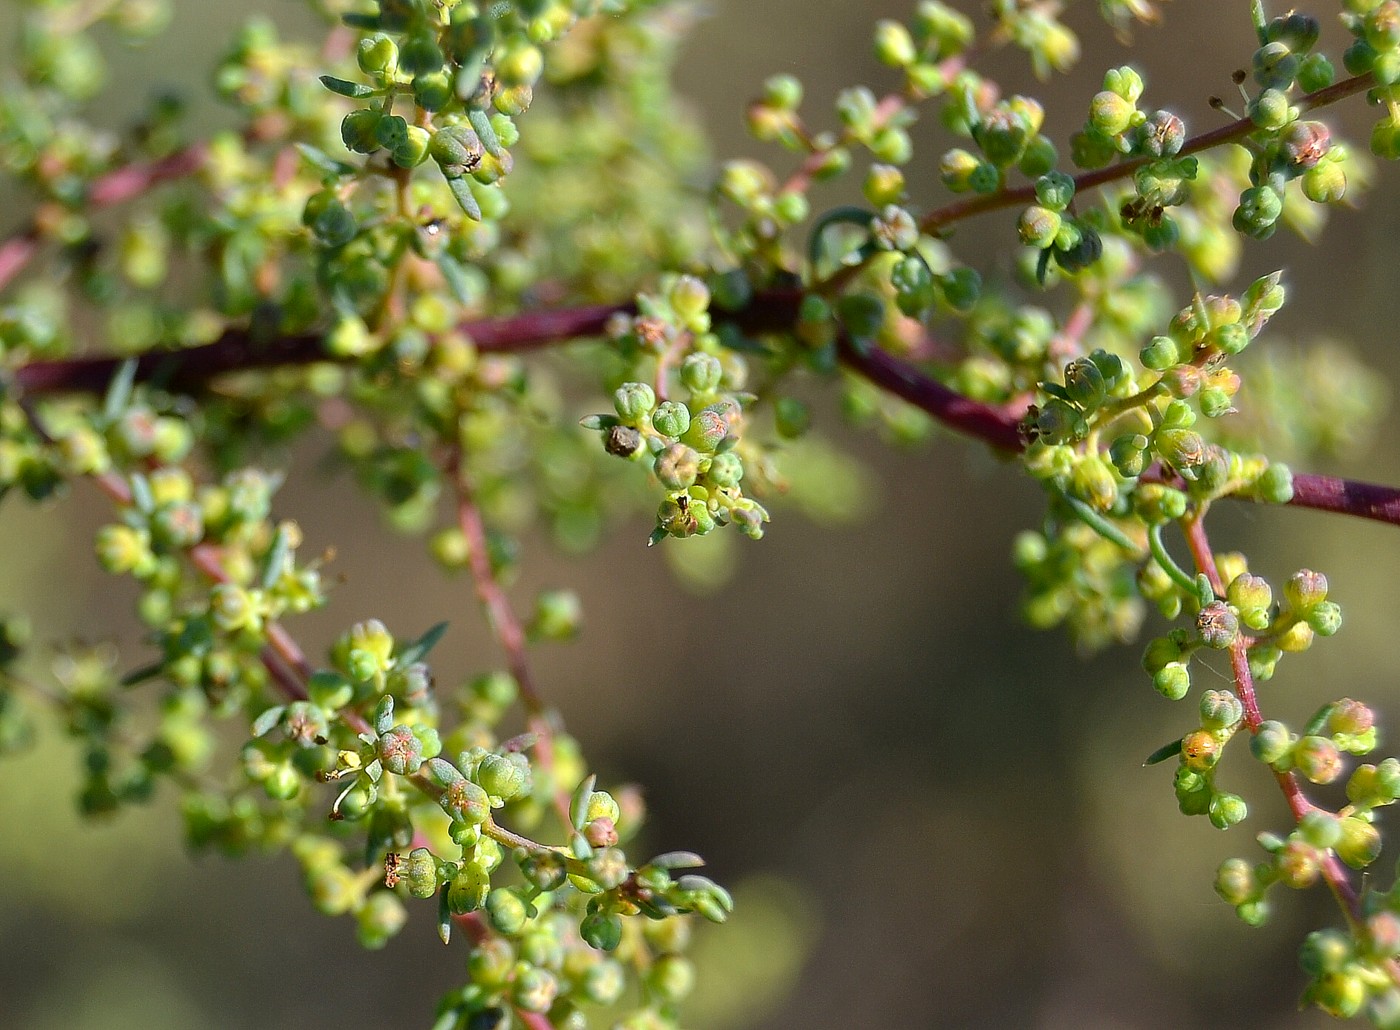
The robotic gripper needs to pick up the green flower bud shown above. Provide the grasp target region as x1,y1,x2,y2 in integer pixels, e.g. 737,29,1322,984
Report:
1254,462,1294,504
704,451,744,489
1089,91,1135,136
1134,110,1185,157
441,775,490,825
1153,663,1191,701
378,724,424,775
774,397,810,439
654,444,700,491
520,851,567,892
96,523,154,576
1155,428,1206,476
1284,569,1328,611
1139,335,1180,370
1018,135,1057,177
1181,729,1222,772
647,954,696,1004
1307,600,1342,636
512,965,559,1013
1297,52,1335,92
1200,689,1244,731
485,887,529,935
495,39,544,86
1063,358,1107,409
1249,88,1291,131
680,352,722,395
412,71,453,111
1330,698,1375,736
1017,205,1061,248
429,125,483,178
1300,929,1353,976
447,862,490,914
392,125,432,169
404,847,438,898
1214,857,1258,906
1337,816,1382,868
1276,838,1321,888
1070,454,1117,512
613,381,657,423
1299,810,1343,849
1209,792,1247,829
763,73,803,110
651,401,691,439
1302,161,1347,203
1233,185,1284,239
939,148,980,191
864,163,905,206
581,910,623,951
357,34,398,78
681,408,730,452
398,29,444,77
1253,41,1299,90
1294,735,1343,784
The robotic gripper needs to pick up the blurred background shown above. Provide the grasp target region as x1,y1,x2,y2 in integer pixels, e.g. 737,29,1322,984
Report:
3,1,1400,1028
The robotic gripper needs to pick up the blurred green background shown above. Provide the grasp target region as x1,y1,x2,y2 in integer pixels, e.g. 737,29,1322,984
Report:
3,2,1400,1028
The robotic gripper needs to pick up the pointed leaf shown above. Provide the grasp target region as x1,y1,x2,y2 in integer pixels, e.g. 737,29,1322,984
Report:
446,175,481,221
1143,738,1183,766
251,705,286,739
102,359,138,425
397,621,449,667
467,108,503,158
570,774,597,831
319,75,376,99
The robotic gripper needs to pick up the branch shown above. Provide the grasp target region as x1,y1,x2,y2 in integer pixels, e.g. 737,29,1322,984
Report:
0,142,212,294
920,71,1377,234
12,289,1400,527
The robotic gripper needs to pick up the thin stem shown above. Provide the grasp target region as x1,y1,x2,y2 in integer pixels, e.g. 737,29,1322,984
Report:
1180,512,1369,931
920,71,1377,236
1149,521,1200,595
452,461,577,831
1055,486,1142,554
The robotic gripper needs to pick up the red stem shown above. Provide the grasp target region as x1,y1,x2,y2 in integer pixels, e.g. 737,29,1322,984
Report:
1179,513,1366,926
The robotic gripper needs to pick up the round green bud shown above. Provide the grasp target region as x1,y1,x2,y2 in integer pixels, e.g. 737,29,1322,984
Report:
864,163,905,206
1214,857,1258,906
340,108,381,154
1367,3,1400,51
441,776,490,825
1181,730,1221,772
477,752,528,801
1233,185,1284,239
398,29,444,77
1199,689,1244,731
613,381,657,423
1089,90,1135,136
1153,663,1190,700
1249,88,1291,131
446,862,490,914
1331,698,1375,736
412,71,453,111
1018,135,1057,178
705,451,744,489
404,847,438,898
654,444,701,491
1063,357,1107,409
494,37,544,86
357,34,398,78
647,954,696,1003
520,851,568,892
774,397,810,439
1108,433,1148,478
581,910,623,952
669,275,711,324
467,937,515,988
392,125,432,169
651,401,691,439
1034,170,1075,211
763,73,803,110
682,408,730,452
939,266,982,311
1253,41,1299,90
1284,569,1328,611
1307,600,1343,636
1069,454,1117,512
1209,792,1248,829
1254,462,1294,504
1276,838,1321,888
512,966,559,1013
1294,735,1343,784
1139,335,1180,370
1336,816,1382,868
1298,810,1343,850
485,887,529,935
680,352,722,396
1300,928,1353,976
939,148,980,192
1017,205,1061,248
873,19,918,67
1302,161,1347,204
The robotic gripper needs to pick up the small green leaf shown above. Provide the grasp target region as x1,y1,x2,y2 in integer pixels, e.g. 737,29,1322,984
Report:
578,414,619,431
319,75,376,99
435,252,476,306
1304,702,1336,738
120,661,164,687
251,705,286,738
570,774,597,831
446,175,481,221
648,851,705,870
1143,738,1184,766
261,524,292,592
102,359,138,425
374,695,395,735
806,205,875,274
295,143,356,179
436,888,452,946
397,621,449,667
467,108,503,158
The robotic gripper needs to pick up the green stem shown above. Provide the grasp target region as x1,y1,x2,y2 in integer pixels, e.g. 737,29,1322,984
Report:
1054,486,1142,554
1148,521,1200,597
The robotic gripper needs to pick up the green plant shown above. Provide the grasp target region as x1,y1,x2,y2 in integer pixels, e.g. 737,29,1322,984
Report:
5,0,1400,1024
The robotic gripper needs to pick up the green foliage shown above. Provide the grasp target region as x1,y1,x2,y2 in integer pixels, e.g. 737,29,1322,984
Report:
3,0,1400,1026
